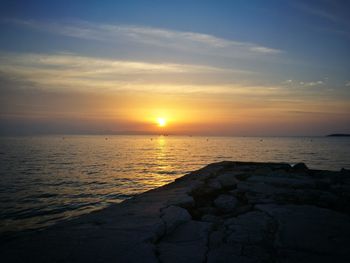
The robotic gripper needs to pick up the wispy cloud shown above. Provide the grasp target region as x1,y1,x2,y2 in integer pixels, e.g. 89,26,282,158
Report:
346,81,350,87
299,80,324,87
282,79,325,87
294,2,342,24
1,51,342,105
282,79,293,84
293,1,350,40
0,52,252,93
1,51,340,101
1,52,242,74
5,19,282,57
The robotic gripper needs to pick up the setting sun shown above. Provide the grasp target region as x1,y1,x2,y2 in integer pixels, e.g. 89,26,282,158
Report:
157,118,167,127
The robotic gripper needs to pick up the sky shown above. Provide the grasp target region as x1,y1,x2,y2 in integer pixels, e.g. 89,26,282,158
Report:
0,0,349,136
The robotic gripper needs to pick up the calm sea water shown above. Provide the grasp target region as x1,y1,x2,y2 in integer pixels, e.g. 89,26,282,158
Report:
0,135,349,233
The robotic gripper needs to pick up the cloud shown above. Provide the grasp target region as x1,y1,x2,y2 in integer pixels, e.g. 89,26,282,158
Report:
1,52,242,74
283,79,326,87
299,80,324,87
1,51,342,106
282,79,293,84
346,81,350,87
294,2,342,24
248,46,281,54
1,52,339,101
0,52,253,93
292,1,350,41
5,19,282,57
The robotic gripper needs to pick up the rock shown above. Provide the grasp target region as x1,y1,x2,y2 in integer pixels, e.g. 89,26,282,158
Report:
340,168,350,176
269,163,291,170
256,204,350,258
189,164,224,181
254,167,272,176
228,188,247,200
166,195,194,208
277,249,340,263
292,162,308,172
224,211,273,245
161,205,191,234
208,178,222,190
208,228,225,248
216,173,239,188
2,161,350,263
318,191,338,207
245,192,275,204
201,214,222,224
191,183,220,197
269,169,290,178
237,181,288,197
214,195,238,213
233,204,254,215
246,175,315,189
197,206,217,215
185,181,204,194
207,244,256,263
242,245,273,262
234,173,251,181
157,220,211,263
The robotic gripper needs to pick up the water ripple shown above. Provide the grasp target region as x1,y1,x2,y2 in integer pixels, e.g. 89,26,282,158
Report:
0,135,349,233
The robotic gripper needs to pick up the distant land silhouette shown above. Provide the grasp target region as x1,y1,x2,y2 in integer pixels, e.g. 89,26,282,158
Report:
327,134,350,137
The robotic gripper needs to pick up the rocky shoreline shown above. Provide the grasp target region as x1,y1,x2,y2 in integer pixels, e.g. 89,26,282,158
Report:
1,161,350,262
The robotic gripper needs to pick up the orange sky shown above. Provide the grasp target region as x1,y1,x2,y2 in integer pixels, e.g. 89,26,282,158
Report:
1,2,350,136
2,77,349,135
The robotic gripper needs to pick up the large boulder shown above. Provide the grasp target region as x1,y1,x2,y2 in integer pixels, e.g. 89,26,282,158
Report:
224,211,273,245
256,204,350,260
292,162,308,172
161,206,191,234
166,194,194,208
214,195,238,213
157,220,211,263
216,173,239,188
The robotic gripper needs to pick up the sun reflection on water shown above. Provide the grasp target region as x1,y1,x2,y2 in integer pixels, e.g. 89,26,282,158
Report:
0,135,349,233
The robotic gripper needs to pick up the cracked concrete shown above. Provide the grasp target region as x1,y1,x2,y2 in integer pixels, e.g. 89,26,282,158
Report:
1,161,350,262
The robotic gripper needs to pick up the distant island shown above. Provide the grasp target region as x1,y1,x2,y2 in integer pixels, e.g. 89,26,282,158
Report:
327,134,350,137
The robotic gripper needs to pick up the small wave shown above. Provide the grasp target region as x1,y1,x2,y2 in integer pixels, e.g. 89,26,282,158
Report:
69,193,94,198
29,193,58,199
156,170,179,175
215,156,232,159
105,193,132,200
54,162,75,165
85,181,108,186
7,202,101,220
47,181,81,187
85,171,100,175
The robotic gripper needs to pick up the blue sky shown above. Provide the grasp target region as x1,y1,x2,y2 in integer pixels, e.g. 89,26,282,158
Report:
0,0,349,135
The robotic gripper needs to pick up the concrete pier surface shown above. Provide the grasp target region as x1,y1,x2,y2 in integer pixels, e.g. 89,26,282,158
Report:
1,161,350,263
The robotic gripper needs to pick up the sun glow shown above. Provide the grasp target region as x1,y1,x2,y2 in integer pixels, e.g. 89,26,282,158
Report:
157,118,167,127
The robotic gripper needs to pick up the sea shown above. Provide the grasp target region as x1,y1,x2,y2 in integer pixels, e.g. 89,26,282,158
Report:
0,135,349,234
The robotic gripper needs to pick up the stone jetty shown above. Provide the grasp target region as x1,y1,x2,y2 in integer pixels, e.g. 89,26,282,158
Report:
1,161,350,263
